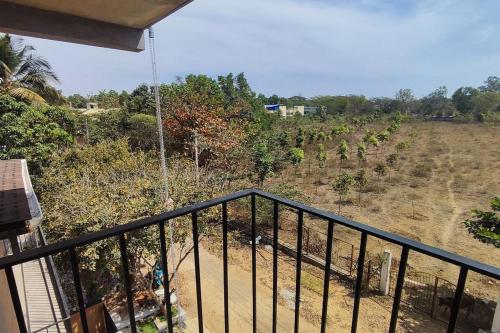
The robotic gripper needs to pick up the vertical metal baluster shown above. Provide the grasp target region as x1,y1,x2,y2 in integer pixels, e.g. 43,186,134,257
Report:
5,266,28,333
447,267,468,333
159,221,174,332
272,201,279,333
119,234,137,333
222,202,230,333
388,246,409,333
351,232,367,333
251,194,257,333
69,248,89,333
192,211,204,333
320,219,335,333
294,210,304,333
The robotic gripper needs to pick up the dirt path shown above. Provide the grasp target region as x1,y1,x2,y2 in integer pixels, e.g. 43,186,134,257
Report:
177,243,319,333
440,148,461,246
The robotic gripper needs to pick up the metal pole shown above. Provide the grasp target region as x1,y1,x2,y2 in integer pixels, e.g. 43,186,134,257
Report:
148,27,169,203
148,27,183,331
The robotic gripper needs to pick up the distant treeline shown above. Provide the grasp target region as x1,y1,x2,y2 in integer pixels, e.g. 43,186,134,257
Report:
68,75,500,121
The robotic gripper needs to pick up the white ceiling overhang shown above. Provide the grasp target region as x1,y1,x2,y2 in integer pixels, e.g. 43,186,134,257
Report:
0,0,193,52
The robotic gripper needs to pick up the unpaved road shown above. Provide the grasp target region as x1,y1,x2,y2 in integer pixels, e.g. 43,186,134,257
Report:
177,243,319,333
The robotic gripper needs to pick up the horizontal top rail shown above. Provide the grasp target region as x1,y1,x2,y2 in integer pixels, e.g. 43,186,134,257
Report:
1,188,499,280
0,189,253,269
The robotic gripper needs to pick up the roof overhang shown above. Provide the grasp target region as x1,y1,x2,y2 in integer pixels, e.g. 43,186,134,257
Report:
0,0,193,52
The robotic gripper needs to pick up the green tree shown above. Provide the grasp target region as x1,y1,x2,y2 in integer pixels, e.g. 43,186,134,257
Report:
419,86,455,117
452,87,479,114
316,143,327,169
464,197,500,247
308,129,318,144
295,127,305,147
395,88,415,115
356,142,366,166
0,34,60,103
67,94,88,108
127,84,155,114
128,113,157,150
39,140,217,299
396,140,410,153
252,141,275,187
354,169,368,205
289,147,305,172
337,139,349,170
377,130,390,144
332,173,354,214
386,153,398,179
479,76,500,93
374,162,387,181
0,95,75,175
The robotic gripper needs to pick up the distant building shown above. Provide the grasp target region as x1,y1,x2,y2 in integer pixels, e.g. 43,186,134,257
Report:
304,106,319,115
86,102,98,110
264,105,305,117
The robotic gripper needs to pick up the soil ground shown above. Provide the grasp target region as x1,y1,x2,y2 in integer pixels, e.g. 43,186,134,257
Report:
175,238,451,333
172,121,499,333
271,122,500,298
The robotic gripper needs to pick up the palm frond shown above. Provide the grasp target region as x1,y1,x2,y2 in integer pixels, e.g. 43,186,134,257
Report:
8,86,46,104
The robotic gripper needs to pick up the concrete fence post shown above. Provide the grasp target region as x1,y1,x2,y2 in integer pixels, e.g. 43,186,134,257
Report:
492,295,500,333
379,250,392,296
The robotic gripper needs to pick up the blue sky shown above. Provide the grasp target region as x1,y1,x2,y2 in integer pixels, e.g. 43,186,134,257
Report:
16,0,500,98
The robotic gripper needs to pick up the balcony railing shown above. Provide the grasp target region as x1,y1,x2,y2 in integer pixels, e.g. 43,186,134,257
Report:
0,189,499,333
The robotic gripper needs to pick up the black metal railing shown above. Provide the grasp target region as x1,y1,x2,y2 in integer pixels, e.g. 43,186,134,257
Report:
0,189,499,333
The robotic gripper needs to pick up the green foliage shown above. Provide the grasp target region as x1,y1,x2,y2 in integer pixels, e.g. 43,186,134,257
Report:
337,139,349,162
464,197,500,247
479,76,500,93
354,169,368,188
356,142,366,163
39,139,220,281
386,153,398,169
289,147,305,166
316,144,327,168
1,34,60,104
295,127,305,147
395,89,415,114
354,169,368,204
308,129,318,143
128,113,157,150
368,134,379,147
89,90,122,109
67,94,87,108
317,131,327,141
127,84,155,114
0,95,75,175
332,172,354,213
452,87,479,114
374,162,387,178
84,109,129,144
396,140,410,152
377,130,390,143
252,141,275,186
276,131,291,148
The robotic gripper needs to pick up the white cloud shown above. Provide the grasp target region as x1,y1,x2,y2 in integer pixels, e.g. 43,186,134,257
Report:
18,0,500,97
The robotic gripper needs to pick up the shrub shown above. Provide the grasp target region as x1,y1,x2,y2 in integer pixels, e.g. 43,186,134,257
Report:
411,163,432,179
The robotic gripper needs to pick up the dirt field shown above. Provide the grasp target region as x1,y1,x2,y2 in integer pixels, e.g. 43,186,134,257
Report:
176,238,452,333
172,121,499,333
272,121,499,298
